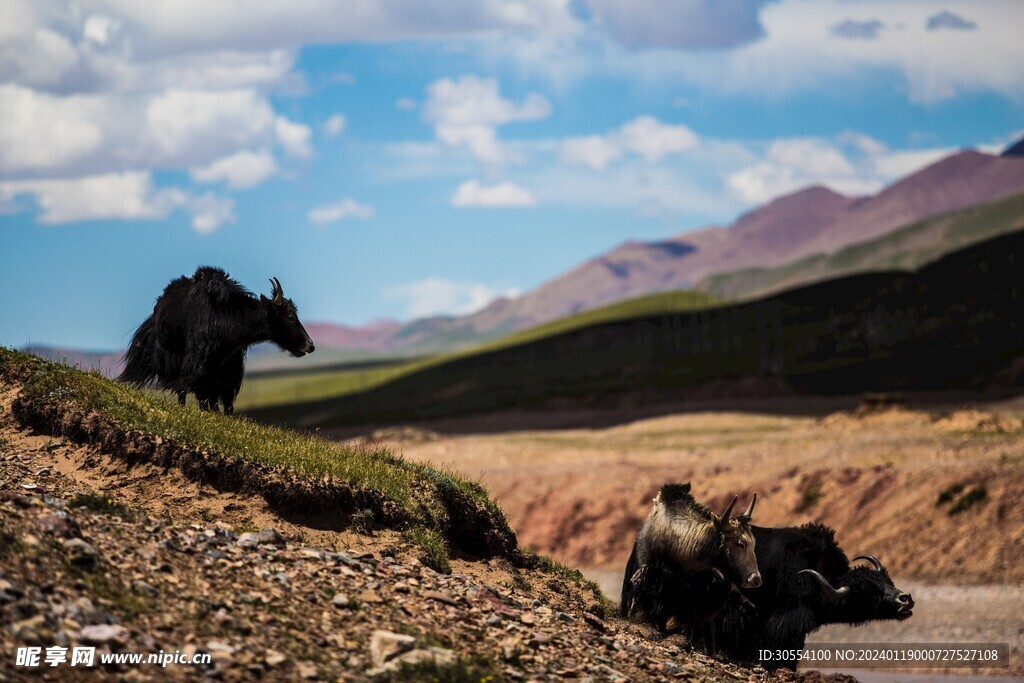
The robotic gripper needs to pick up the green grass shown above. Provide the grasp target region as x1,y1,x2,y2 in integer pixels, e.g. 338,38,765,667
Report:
403,527,452,574
237,290,723,410
698,189,1024,300
0,348,510,552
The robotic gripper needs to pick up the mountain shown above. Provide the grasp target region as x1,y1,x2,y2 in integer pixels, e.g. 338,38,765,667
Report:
412,149,1024,344
1003,135,1024,157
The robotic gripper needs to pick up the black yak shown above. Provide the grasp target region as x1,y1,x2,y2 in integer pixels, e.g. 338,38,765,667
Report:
119,267,315,414
621,483,761,645
710,523,913,671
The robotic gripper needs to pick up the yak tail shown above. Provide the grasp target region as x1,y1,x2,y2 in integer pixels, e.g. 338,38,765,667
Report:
119,315,157,387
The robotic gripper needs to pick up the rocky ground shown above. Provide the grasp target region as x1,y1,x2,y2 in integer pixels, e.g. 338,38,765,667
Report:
0,386,860,682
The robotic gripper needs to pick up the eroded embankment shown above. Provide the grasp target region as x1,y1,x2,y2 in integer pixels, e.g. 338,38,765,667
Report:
0,349,517,562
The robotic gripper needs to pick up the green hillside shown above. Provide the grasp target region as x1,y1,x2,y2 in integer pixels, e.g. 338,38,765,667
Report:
0,347,516,560
697,189,1024,300
244,230,1024,430
236,289,722,409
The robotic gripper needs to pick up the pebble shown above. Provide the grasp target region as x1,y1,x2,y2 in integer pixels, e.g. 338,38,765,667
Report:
79,624,129,645
369,630,416,667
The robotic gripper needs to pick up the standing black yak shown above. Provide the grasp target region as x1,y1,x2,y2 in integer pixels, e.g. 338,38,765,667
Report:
621,483,761,646
709,523,913,671
119,267,315,414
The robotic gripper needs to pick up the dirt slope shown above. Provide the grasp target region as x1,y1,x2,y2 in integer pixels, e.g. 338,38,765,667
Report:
0,375,859,682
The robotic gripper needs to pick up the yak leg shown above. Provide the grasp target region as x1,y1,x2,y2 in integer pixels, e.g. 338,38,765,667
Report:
218,352,245,417
177,390,187,406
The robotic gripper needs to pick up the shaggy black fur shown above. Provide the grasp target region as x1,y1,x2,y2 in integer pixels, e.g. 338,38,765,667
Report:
710,523,914,671
120,267,314,414
621,483,759,650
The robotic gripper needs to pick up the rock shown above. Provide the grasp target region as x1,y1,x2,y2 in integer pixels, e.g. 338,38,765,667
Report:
519,611,535,625
131,580,158,596
331,593,351,608
583,612,607,632
369,630,416,667
237,527,285,547
264,649,287,667
358,588,383,604
376,647,455,673
423,590,458,606
34,513,80,538
11,615,47,643
296,661,318,679
62,538,99,567
79,624,129,645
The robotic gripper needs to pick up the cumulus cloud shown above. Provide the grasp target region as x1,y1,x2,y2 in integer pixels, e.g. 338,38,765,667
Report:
451,180,536,207
395,97,417,110
308,198,376,225
189,193,237,234
190,149,277,189
383,277,521,318
559,116,699,170
323,114,347,137
423,75,551,163
726,133,952,204
585,0,770,49
274,116,313,158
830,19,884,40
926,11,977,31
0,170,235,233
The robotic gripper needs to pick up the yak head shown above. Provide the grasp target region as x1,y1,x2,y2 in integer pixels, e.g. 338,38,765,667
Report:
799,555,913,625
716,494,762,590
261,277,316,357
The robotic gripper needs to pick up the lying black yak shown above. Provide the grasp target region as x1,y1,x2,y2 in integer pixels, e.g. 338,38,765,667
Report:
710,523,913,671
621,483,760,646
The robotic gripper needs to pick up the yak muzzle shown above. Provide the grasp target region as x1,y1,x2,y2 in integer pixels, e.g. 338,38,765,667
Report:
896,592,914,619
743,573,763,589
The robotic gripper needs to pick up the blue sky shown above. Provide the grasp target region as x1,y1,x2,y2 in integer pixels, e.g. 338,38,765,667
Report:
2,0,1023,350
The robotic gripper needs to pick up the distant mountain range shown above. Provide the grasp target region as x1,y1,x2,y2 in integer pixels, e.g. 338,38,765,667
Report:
26,138,1024,370
309,141,1024,355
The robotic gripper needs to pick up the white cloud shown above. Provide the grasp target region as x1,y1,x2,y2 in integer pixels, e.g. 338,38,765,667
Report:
0,171,185,224
308,198,375,225
0,170,239,233
726,133,953,204
189,192,236,234
190,149,277,189
423,75,551,163
274,116,313,158
0,85,104,174
618,116,700,162
383,277,521,318
396,97,418,110
559,135,622,170
451,180,536,207
559,116,699,170
323,114,347,137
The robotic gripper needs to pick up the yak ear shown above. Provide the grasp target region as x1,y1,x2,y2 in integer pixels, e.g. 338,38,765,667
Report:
260,293,270,304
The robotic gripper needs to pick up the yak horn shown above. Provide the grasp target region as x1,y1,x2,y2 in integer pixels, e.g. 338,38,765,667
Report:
738,493,757,521
799,569,850,599
269,277,283,302
719,495,738,523
852,555,884,572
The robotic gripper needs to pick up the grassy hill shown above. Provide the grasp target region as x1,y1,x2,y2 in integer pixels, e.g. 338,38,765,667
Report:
245,229,1024,430
0,348,516,561
697,188,1024,300
236,289,722,410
